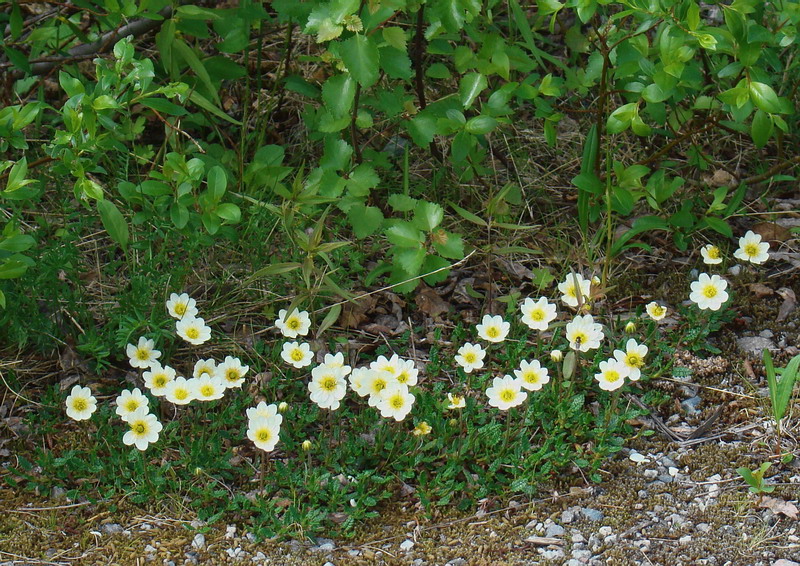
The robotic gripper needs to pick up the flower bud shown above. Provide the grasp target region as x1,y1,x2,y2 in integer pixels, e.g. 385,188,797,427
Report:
550,349,563,363
278,401,289,413
625,321,636,333
301,440,312,452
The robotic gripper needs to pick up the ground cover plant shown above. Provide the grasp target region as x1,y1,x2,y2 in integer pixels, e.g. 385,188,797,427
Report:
1,0,799,548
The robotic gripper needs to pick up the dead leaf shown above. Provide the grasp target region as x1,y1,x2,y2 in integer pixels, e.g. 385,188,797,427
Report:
416,285,450,318
703,169,736,187
341,294,378,329
524,536,564,546
759,495,798,519
776,287,797,323
749,283,774,298
753,222,793,244
494,256,534,281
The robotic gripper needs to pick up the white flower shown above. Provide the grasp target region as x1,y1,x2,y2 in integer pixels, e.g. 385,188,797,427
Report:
514,359,550,391
65,385,97,421
565,314,604,352
193,375,225,401
376,384,415,421
322,352,352,376
348,367,373,398
280,341,313,368
365,370,395,407
520,297,557,331
476,314,510,343
143,363,176,397
166,292,198,320
193,358,217,379
126,336,161,369
115,388,149,421
370,354,401,376
393,358,418,386
594,358,630,391
645,301,667,321
613,339,648,381
447,393,466,409
175,317,212,345
217,356,249,389
733,230,770,265
558,272,592,308
700,244,722,265
413,422,432,436
689,273,729,311
165,376,195,405
247,416,281,452
275,308,311,338
122,408,163,451
308,365,348,410
246,402,283,426
486,375,527,410
454,342,486,374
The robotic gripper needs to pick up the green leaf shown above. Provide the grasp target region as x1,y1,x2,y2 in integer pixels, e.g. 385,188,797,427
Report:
97,200,129,248
386,222,423,247
432,231,464,259
448,201,487,227
92,95,119,110
702,216,733,238
382,27,407,50
0,234,34,253
249,262,302,281
459,72,487,109
322,74,357,117
388,194,417,212
207,166,227,202
750,109,773,148
317,303,342,335
572,172,603,195
139,97,189,116
188,91,242,125
748,82,783,114
0,289,5,309
0,260,29,279
413,201,444,232
395,247,426,275
348,204,384,239
340,34,380,87
172,38,220,104
215,203,241,223
464,115,498,135
177,5,223,20
170,203,190,228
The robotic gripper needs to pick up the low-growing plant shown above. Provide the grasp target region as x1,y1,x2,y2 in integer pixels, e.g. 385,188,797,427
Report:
736,461,776,495
762,349,800,454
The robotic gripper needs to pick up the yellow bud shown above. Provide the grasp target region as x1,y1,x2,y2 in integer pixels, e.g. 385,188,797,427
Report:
625,321,636,333
301,440,312,452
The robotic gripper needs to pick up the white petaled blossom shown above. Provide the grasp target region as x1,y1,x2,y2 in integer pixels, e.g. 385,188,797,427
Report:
614,339,648,381
348,367,373,398
115,388,149,421
165,376,195,405
275,308,311,338
700,244,723,265
413,422,432,436
126,336,161,369
247,416,281,452
175,317,212,346
565,314,604,352
520,297,558,331
65,385,97,421
322,352,352,376
122,407,163,451
376,384,416,421
447,393,466,410
143,363,176,397
645,301,667,322
394,357,419,386
365,370,395,407
486,375,527,410
595,358,631,392
476,314,510,343
280,341,313,368
733,230,770,265
514,359,550,391
370,354,401,376
557,272,592,308
689,273,729,311
308,366,348,411
193,375,225,402
217,356,249,389
166,292,198,320
193,358,217,379
246,402,282,426
455,342,486,374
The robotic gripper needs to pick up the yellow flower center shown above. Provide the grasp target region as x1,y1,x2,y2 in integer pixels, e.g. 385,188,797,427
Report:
73,398,87,411
626,353,643,368
707,246,720,259
572,331,588,345
287,318,300,330
257,429,272,443
651,306,664,317
396,371,409,384
136,349,150,361
133,422,146,435
175,388,188,400
390,395,405,409
125,400,139,411
372,379,387,392
523,371,539,384
499,389,516,402
744,243,758,257
321,376,337,391
605,370,621,382
486,327,500,338
703,285,718,298
186,327,200,340
175,303,187,315
200,385,214,397
531,310,544,321
567,286,576,298
463,352,476,363
226,369,239,382
153,375,167,388
290,349,304,362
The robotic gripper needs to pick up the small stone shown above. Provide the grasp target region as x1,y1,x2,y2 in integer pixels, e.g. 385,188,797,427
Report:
348,550,360,557
144,545,157,554
661,456,678,468
679,535,692,545
245,532,257,543
643,469,658,479
545,524,565,538
573,549,592,560
184,551,199,565
696,523,711,533
101,523,124,535
542,549,565,560
736,336,776,356
51,486,67,499
728,265,742,276
604,534,618,545
322,562,335,566
400,540,415,551
315,543,335,552
681,396,702,414
561,509,576,524
598,526,613,537
225,525,237,539
192,534,205,550
773,560,800,566
445,559,466,566
253,552,266,561
572,533,586,543
581,508,604,522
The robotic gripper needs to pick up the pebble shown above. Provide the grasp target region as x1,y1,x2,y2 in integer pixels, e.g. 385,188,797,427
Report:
598,526,613,537
445,559,466,566
562,508,577,523
192,534,206,550
225,525,237,539
100,523,124,535
736,336,776,356
541,549,565,560
696,523,711,532
144,544,157,554
400,540,415,551
581,508,604,522
679,535,693,544
681,396,702,414
545,524,565,537
253,552,266,562
773,560,800,566
322,562,335,566
348,549,360,557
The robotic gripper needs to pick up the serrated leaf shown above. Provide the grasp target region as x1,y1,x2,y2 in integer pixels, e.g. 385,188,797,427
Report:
322,74,357,117
413,201,444,232
432,230,464,259
386,222,423,247
348,204,384,238
382,27,407,50
395,247,426,275
388,194,417,212
340,34,380,87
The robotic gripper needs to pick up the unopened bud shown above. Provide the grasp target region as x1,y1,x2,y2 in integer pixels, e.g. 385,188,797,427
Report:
625,321,636,333
278,401,289,413
301,440,312,452
550,349,563,363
